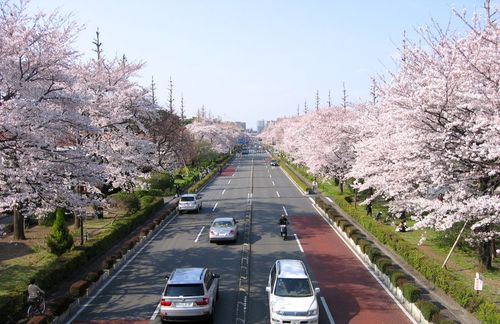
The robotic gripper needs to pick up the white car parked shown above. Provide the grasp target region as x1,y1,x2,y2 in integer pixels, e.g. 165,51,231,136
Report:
266,259,320,324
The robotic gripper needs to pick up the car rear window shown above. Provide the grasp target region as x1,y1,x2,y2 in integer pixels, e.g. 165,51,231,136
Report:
165,284,204,297
180,196,195,202
213,221,233,228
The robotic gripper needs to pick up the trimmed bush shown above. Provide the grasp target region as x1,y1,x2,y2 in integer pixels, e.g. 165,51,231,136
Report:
101,256,117,269
46,208,74,256
365,245,382,262
402,283,421,302
47,296,74,316
358,239,371,252
374,256,392,273
140,228,150,236
416,300,440,321
109,192,140,213
85,271,100,282
27,315,50,324
390,270,407,287
69,280,91,298
139,195,155,207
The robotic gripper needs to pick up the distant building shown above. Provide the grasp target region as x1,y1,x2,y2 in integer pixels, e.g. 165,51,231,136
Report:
235,121,246,130
257,120,266,132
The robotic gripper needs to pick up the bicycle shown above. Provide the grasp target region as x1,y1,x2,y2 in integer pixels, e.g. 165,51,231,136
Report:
27,294,46,318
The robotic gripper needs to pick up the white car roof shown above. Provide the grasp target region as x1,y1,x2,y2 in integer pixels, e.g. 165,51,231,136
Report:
170,267,205,284
277,259,308,279
180,194,197,198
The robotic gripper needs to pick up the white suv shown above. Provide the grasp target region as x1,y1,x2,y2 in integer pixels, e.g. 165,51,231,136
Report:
177,194,202,213
266,259,320,324
160,267,219,322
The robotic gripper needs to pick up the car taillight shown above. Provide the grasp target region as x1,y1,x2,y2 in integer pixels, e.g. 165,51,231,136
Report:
161,298,172,306
196,298,209,305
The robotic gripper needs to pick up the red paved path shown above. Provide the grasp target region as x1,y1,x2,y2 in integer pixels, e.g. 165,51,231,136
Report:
292,215,411,324
220,166,236,176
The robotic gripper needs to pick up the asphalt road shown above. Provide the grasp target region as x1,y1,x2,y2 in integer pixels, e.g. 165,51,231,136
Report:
70,152,413,324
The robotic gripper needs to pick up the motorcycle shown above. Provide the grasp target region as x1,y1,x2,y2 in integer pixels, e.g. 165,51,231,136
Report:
280,224,288,240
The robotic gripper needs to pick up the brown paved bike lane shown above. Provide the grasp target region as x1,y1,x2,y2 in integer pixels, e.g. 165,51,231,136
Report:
292,215,412,324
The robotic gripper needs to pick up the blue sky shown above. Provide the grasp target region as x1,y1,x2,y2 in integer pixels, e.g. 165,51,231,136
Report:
30,0,485,129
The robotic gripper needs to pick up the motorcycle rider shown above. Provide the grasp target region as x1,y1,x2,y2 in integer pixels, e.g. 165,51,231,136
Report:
278,214,289,239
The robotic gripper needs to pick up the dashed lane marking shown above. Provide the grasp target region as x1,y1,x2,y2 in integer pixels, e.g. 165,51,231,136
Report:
294,234,304,253
195,226,205,242
222,189,226,195
276,191,280,197
282,206,288,216
320,296,336,324
212,202,218,212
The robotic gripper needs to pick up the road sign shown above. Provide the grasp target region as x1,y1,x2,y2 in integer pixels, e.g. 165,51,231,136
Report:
474,272,483,291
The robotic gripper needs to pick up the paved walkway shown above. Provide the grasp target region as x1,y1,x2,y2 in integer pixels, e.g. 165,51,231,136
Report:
282,161,479,324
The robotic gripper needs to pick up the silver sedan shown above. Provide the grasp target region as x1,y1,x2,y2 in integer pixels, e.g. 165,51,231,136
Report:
209,217,238,243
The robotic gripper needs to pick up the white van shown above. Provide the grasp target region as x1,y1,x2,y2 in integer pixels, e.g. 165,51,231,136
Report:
266,259,320,324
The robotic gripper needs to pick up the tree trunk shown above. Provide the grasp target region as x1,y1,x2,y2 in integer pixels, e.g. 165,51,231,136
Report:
13,205,26,240
75,216,82,229
339,181,344,193
478,240,493,272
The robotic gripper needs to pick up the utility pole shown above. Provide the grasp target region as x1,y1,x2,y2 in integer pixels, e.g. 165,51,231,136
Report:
180,93,185,120
92,28,103,62
370,78,378,105
315,90,320,111
168,76,174,114
342,82,348,110
151,76,157,106
304,100,308,114
328,89,332,108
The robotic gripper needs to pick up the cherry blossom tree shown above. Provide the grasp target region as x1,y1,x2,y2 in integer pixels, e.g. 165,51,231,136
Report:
187,119,243,154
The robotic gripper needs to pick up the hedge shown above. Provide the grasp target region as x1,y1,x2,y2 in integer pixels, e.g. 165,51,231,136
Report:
69,280,91,298
390,270,408,287
416,300,440,321
402,283,421,302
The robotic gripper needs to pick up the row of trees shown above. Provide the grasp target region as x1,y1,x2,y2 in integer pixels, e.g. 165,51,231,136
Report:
0,1,243,238
260,3,499,270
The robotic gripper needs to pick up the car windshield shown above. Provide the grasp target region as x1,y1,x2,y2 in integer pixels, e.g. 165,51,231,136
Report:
213,221,233,228
274,278,312,297
180,196,195,202
165,284,204,297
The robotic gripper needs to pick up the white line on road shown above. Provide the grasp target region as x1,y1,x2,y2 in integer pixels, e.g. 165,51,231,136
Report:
294,234,304,253
195,226,205,242
282,206,288,216
228,180,231,185
212,202,218,212
276,191,280,197
69,214,179,323
326,197,333,203
272,181,275,186
151,302,161,320
320,297,336,324
269,174,272,178
222,189,226,195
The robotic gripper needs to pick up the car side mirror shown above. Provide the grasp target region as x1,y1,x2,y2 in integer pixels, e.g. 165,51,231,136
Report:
265,286,271,293
314,287,320,294
212,273,220,278
165,273,170,279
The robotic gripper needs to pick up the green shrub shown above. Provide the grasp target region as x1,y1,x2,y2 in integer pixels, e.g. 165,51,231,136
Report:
402,283,421,302
109,192,140,213
47,296,74,316
476,300,500,324
85,271,100,282
69,280,91,298
139,195,155,207
358,239,371,252
374,256,392,273
416,300,440,321
365,246,381,262
390,271,407,287
46,208,73,256
101,256,116,269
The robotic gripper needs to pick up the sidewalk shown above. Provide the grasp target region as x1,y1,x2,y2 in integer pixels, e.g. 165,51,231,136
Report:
281,162,479,324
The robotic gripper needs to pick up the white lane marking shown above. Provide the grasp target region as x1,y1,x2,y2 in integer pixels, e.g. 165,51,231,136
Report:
320,297,336,324
326,197,333,203
222,189,226,195
272,181,275,186
151,302,161,320
276,191,280,198
212,202,218,212
282,206,288,216
310,203,417,323
70,213,179,323
195,226,205,242
269,174,272,178
309,197,315,204
228,180,231,185
294,234,304,253
232,173,235,177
